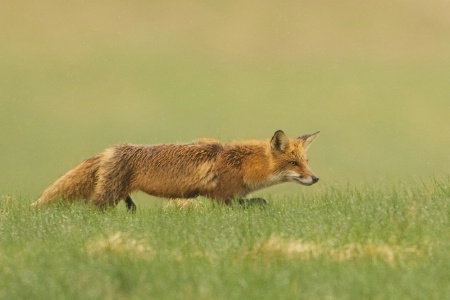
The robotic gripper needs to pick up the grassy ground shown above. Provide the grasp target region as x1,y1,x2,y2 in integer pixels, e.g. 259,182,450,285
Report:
1,178,448,299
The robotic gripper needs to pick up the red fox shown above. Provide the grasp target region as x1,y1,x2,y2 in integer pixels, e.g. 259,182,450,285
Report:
32,130,319,211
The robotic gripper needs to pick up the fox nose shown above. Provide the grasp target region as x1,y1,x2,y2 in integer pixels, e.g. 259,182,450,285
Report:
311,176,319,184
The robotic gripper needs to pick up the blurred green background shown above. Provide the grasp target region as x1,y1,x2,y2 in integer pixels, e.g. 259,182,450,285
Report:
1,1,449,199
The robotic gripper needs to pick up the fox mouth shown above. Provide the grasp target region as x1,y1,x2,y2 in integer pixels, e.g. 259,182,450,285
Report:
292,176,319,186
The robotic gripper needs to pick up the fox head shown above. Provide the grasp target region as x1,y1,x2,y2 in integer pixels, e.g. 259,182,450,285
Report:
270,130,320,186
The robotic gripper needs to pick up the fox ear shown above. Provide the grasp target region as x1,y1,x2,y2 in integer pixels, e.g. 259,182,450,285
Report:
298,131,320,149
271,130,289,153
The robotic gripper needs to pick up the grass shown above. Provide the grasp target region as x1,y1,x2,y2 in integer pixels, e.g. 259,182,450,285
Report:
1,178,448,299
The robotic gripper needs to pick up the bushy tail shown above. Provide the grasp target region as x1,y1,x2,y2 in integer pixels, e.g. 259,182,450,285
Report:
31,154,101,207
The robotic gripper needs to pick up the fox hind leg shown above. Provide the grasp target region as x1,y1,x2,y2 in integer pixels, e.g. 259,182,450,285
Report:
92,193,136,212
92,150,134,210
91,180,131,210
92,184,131,210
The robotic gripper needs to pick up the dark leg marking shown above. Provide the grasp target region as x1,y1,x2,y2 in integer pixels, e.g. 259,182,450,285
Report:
125,195,137,213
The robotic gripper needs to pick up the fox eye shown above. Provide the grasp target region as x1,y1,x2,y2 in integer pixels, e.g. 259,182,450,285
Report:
289,161,298,166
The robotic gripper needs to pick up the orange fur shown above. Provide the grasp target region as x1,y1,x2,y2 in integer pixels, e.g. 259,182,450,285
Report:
32,130,319,210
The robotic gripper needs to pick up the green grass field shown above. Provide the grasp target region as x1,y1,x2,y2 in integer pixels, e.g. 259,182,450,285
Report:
1,178,449,299
1,1,449,299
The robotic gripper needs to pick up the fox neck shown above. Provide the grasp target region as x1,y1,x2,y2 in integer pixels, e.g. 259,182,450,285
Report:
236,142,281,193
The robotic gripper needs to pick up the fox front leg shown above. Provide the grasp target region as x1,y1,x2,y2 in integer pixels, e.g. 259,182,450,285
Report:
238,198,267,207
125,195,136,213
